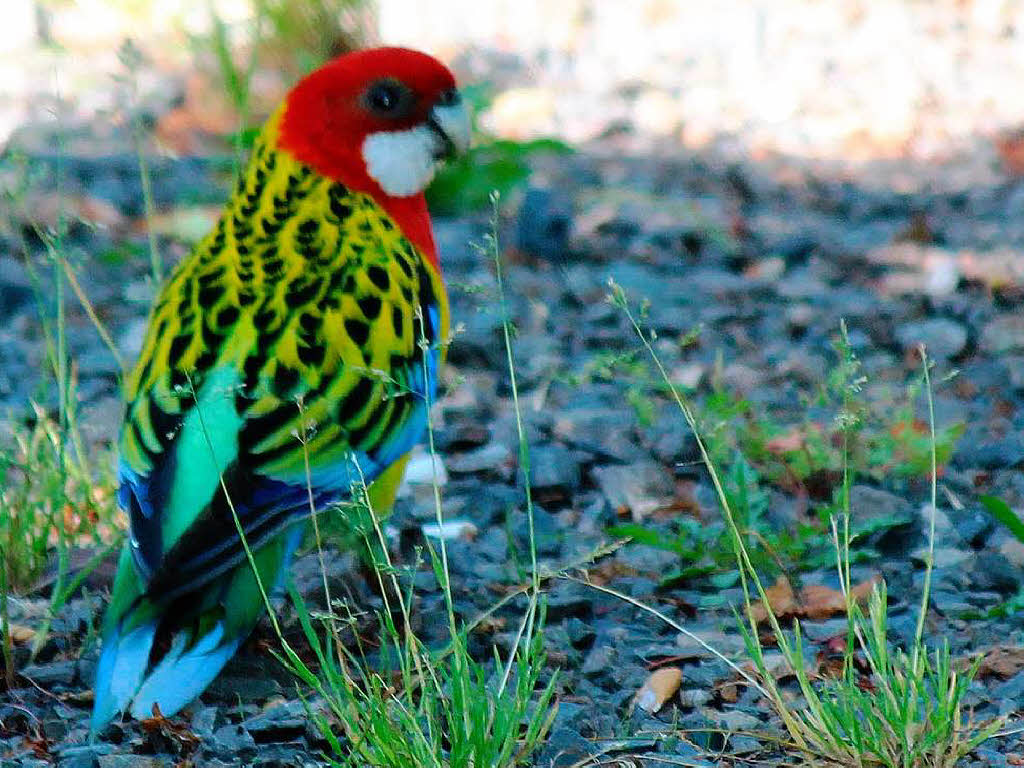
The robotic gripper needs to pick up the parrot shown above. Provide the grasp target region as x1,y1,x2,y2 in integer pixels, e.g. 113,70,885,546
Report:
91,46,470,731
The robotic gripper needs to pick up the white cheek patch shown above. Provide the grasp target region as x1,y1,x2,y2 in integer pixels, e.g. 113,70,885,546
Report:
362,126,440,197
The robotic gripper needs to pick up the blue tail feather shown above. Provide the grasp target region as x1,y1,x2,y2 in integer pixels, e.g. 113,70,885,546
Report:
91,620,157,733
129,622,241,719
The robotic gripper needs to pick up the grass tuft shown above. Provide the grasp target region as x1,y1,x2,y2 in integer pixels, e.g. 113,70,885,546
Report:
609,283,1001,767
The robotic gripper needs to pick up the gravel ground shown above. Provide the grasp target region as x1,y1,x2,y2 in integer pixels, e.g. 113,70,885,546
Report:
2,11,1024,762
2,131,1024,766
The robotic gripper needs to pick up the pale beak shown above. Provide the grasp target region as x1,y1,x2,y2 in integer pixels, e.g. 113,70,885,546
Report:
427,95,471,160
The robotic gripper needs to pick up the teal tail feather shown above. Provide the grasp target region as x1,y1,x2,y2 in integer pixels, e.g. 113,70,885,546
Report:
90,525,303,732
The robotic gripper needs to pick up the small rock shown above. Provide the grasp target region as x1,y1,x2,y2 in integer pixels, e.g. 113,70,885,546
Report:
592,461,674,521
776,270,829,300
706,707,761,731
546,581,594,621
209,723,257,762
643,409,699,466
243,701,307,743
566,618,596,649
720,362,762,394
930,589,974,616
965,438,1024,470
190,706,218,738
972,552,1023,595
980,314,1024,354
446,442,514,478
669,362,705,390
20,660,77,688
0,256,33,320
785,303,816,334
517,187,572,261
58,743,114,768
402,449,448,487
895,318,968,360
616,544,680,574
420,519,478,541
204,673,282,704
97,756,172,768
678,688,712,708
538,726,598,767
553,408,645,462
911,546,970,569
849,485,916,551
999,535,1024,569
581,645,616,678
526,444,580,505
118,316,149,358
676,629,746,657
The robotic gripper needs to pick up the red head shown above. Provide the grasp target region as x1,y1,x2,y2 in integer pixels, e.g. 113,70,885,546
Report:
278,47,469,263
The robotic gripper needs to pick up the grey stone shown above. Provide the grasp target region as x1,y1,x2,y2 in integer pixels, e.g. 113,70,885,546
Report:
97,756,172,768
0,256,34,320
204,673,282,704
566,618,596,649
552,407,646,462
966,438,1024,470
895,317,968,360
58,743,114,768
581,645,616,678
545,581,594,621
517,187,572,261
849,485,917,551
706,707,762,731
446,442,514,478
21,660,78,688
930,589,974,616
190,705,218,738
243,701,306,742
209,723,257,762
981,314,1024,354
616,543,680,574
972,551,1024,595
678,688,712,708
538,726,599,768
1006,355,1024,393
526,444,580,502
592,461,674,520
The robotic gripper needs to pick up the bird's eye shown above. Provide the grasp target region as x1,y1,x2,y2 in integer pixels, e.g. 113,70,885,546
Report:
437,88,461,107
365,81,407,115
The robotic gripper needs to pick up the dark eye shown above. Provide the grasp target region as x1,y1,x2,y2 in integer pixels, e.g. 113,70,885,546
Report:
437,88,461,107
366,81,407,115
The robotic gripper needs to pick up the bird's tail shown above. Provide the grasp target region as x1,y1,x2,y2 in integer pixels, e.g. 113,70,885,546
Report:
91,525,303,733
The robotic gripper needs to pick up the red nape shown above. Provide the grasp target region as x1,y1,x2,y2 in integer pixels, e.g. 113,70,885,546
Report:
276,47,457,269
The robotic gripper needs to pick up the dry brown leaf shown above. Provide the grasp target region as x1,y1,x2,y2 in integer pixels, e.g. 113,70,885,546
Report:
8,624,35,644
850,575,881,604
976,647,1024,681
15,192,127,234
996,129,1024,176
766,429,806,454
799,584,848,620
749,576,798,623
716,680,740,703
634,667,682,713
140,702,201,753
751,576,879,624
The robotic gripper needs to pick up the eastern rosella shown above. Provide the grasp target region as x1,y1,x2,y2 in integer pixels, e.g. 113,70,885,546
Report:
91,47,469,729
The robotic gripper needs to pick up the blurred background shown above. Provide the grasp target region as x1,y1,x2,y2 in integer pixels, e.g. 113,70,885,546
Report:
4,0,1024,165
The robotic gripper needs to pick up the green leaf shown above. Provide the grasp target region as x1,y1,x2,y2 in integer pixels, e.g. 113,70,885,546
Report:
608,523,693,557
659,563,717,588
981,495,1024,544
